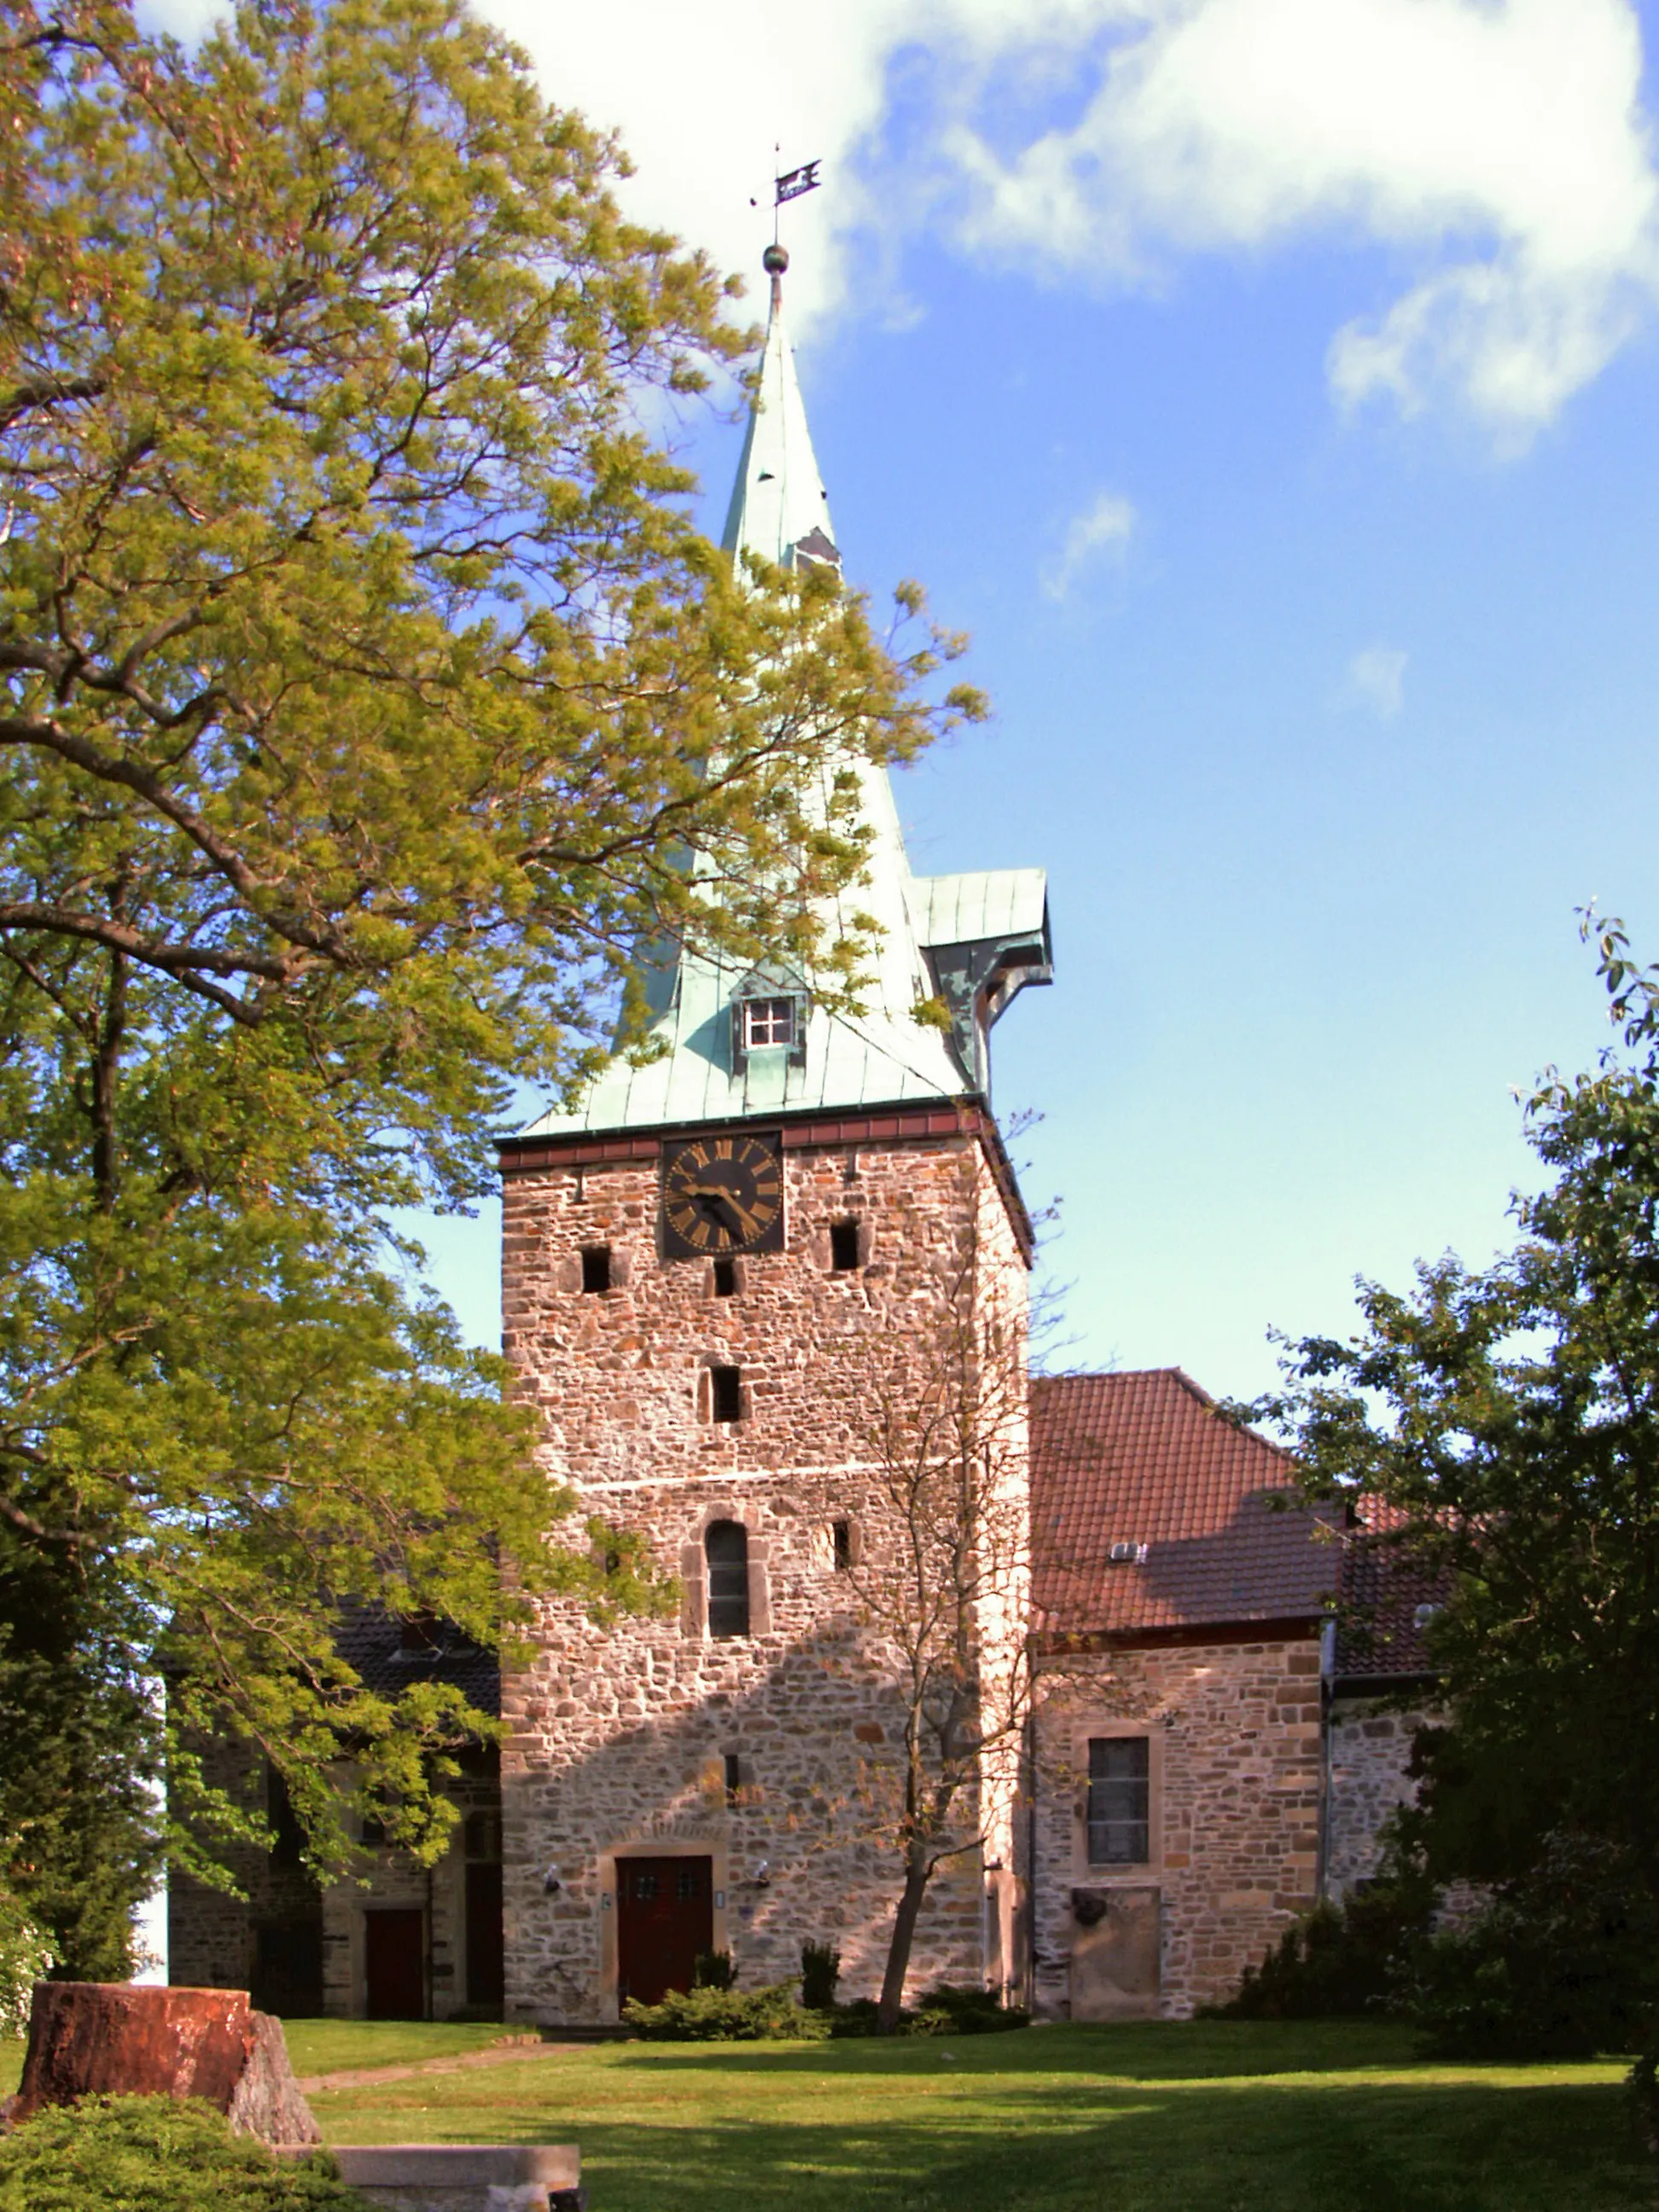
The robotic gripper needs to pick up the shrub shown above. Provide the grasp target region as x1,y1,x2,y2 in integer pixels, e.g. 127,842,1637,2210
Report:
691,1948,734,1991
0,2095,365,2212
1401,1835,1659,2060
828,1987,1028,2037
621,1982,830,2041
800,1940,841,2010
0,1883,54,2040
906,1984,1029,2036
1206,1873,1435,2022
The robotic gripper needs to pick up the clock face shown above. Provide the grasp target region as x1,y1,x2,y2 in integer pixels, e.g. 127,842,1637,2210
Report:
661,1132,784,1258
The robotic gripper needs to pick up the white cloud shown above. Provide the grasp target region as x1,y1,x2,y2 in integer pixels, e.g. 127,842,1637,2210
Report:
1343,643,1408,719
133,0,1659,434
934,0,1659,437
1042,490,1138,598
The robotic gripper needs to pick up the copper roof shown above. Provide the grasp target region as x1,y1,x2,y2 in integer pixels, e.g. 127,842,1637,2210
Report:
1030,1369,1338,1636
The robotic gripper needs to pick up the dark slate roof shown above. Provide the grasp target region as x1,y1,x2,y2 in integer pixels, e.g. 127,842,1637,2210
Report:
335,1604,501,1718
1333,1502,1447,1683
1029,1368,1339,1636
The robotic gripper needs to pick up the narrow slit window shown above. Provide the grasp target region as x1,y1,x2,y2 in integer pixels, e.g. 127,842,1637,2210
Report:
706,1521,750,1638
832,1520,853,1572
1086,1737,1150,1866
743,997,796,1051
580,1246,612,1293
711,1365,742,1423
713,1257,736,1298
724,1753,742,1805
830,1220,861,1272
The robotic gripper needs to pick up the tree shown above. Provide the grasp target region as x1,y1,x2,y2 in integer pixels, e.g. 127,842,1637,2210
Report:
0,0,981,1952
821,1185,1034,2032
1249,916,1659,2029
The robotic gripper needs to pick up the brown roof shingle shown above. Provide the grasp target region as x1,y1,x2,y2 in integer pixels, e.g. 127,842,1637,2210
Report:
1030,1368,1337,1637
1333,1500,1447,1683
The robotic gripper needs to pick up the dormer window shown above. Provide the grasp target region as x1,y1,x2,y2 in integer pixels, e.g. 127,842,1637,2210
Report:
743,997,797,1051
731,976,808,1074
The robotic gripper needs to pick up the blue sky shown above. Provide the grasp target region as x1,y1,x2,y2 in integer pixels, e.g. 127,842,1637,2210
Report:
149,0,1659,1400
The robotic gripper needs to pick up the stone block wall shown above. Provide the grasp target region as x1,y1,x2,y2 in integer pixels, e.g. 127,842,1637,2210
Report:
167,1740,322,2007
1324,1697,1429,1897
1031,1633,1324,2019
498,1121,1032,2023
170,1738,500,2020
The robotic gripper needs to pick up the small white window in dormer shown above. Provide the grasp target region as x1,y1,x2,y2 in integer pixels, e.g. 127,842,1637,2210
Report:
743,997,797,1051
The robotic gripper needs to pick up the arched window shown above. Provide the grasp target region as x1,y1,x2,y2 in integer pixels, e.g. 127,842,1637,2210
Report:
705,1521,750,1639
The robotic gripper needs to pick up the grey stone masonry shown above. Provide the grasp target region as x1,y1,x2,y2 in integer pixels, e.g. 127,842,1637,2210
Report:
498,1119,1032,2023
1324,1697,1432,1898
1033,1635,1324,2019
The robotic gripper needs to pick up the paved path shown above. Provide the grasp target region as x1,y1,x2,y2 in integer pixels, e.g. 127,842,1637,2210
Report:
296,2041,577,2093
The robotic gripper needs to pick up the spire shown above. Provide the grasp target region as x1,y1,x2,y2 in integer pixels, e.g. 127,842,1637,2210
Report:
519,246,1051,1144
720,246,839,575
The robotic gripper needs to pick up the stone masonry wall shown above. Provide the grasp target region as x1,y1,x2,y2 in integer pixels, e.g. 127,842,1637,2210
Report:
499,1126,1030,2023
1324,1697,1429,1898
1032,1634,1324,2019
170,1738,499,2019
167,1740,321,2004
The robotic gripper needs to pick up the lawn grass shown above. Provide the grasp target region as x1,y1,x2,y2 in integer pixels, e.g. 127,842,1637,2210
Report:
282,2018,520,2077
0,2017,510,2102
305,2018,1659,2212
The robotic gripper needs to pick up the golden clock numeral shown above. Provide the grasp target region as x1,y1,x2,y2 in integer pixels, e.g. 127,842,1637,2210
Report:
689,1220,711,1249
690,1142,709,1168
670,1206,696,1233
715,1136,733,1159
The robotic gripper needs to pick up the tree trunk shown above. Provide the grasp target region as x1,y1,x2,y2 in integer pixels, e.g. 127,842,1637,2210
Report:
876,1862,932,2034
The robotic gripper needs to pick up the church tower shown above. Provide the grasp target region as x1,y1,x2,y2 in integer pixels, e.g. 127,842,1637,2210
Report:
497,248,1054,2024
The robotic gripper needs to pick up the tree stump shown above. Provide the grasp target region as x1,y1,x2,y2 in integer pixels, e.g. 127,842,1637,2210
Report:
3,1982,320,2145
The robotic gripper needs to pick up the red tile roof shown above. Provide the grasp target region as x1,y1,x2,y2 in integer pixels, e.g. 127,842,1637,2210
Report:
1029,1369,1338,1636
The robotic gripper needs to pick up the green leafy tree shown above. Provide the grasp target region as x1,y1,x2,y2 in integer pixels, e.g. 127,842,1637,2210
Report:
1249,916,1659,2060
0,0,981,1949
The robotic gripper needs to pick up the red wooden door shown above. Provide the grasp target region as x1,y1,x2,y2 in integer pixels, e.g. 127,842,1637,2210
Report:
364,1907,426,2020
616,1856,713,2007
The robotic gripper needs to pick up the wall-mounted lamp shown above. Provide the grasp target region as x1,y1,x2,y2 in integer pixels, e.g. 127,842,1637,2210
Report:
543,1864,563,1895
752,1860,771,1889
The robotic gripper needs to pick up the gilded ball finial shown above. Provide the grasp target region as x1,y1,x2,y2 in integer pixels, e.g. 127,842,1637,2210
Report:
762,243,789,276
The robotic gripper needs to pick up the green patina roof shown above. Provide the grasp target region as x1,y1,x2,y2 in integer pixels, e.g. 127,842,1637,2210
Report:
521,267,1052,1143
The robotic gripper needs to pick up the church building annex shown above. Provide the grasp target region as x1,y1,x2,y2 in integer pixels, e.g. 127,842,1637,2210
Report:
169,248,1426,2027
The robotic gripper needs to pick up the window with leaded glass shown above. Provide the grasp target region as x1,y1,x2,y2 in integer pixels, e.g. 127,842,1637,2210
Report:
1086,1737,1150,1866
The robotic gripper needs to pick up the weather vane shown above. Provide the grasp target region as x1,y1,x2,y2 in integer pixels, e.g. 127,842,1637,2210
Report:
750,149,824,245
774,157,822,208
